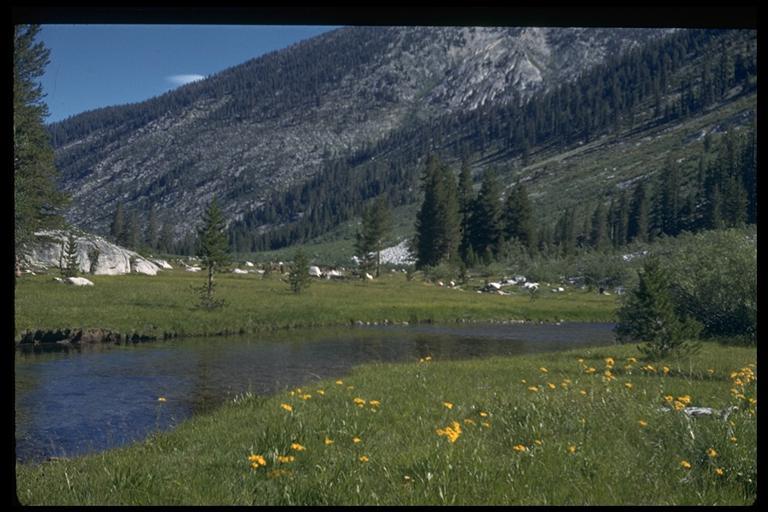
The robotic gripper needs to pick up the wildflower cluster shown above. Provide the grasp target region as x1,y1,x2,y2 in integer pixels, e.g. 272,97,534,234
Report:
729,365,757,411
435,421,462,443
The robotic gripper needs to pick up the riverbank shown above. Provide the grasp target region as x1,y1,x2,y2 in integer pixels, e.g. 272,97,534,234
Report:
14,270,617,344
15,342,756,505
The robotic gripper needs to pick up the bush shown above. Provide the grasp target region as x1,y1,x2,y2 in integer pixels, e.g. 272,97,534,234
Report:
653,228,756,343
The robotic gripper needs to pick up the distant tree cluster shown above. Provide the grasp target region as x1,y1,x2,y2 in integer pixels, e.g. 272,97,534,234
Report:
412,156,537,269
548,124,756,254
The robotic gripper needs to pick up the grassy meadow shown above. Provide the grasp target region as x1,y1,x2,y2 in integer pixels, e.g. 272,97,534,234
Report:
15,342,756,505
14,269,617,340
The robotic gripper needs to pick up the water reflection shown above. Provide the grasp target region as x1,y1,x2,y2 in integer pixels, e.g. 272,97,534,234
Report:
15,323,615,463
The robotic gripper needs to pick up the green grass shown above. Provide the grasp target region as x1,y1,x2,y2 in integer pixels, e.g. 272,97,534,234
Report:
14,270,617,340
15,342,756,505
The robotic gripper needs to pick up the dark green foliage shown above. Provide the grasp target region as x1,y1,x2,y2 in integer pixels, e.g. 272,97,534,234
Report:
468,168,503,262
503,182,534,251
627,181,650,243
110,203,126,245
14,25,68,271
288,248,312,294
589,201,609,251
615,258,702,359
145,205,159,251
413,156,461,268
60,232,80,278
457,159,475,261
196,198,229,309
354,197,392,278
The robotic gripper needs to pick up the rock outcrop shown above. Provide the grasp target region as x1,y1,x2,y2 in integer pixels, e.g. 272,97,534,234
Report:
23,230,162,276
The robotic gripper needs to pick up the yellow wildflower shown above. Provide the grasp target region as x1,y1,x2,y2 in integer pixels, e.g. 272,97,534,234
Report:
585,367,597,374
436,421,462,443
680,460,692,470
604,357,615,368
481,421,491,428
715,467,725,476
663,395,674,403
157,397,167,402
707,369,715,375
290,443,306,452
280,403,293,412
706,448,718,458
673,401,686,411
729,436,738,443
353,397,366,407
335,380,344,385
638,420,648,428
277,455,295,463
579,389,588,396
624,382,633,390
352,437,362,444
512,444,528,452
324,437,334,445
539,367,549,373
479,411,489,417
521,379,527,384
662,366,670,376
567,445,577,454
248,454,267,467
577,358,585,364
316,389,325,396
464,418,476,426
443,401,454,409
300,394,312,400
627,357,638,364
547,383,556,390
528,386,539,393
369,400,381,407
677,395,692,405
359,455,369,462
425,356,432,361
534,439,543,446
347,386,355,390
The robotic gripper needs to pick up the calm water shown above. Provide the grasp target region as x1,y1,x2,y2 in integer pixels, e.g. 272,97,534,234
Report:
15,323,616,463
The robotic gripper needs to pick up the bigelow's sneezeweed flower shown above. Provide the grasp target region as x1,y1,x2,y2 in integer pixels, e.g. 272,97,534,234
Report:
436,421,462,443
280,403,293,412
290,443,306,452
248,454,267,468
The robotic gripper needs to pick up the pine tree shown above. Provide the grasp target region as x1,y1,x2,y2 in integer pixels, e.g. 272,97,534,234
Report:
61,231,80,278
196,198,229,309
589,201,609,251
457,159,474,262
628,181,650,243
503,182,534,251
615,258,702,359
413,156,460,268
288,248,311,294
469,168,503,262
658,159,681,236
14,25,68,273
146,204,159,251
355,196,392,278
110,203,126,245
159,221,174,254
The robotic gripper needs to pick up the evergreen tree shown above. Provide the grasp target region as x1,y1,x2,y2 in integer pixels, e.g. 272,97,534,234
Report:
288,248,311,294
503,182,534,251
110,203,126,245
413,156,460,268
457,159,475,262
145,204,159,251
354,196,392,278
159,221,174,254
61,231,80,278
14,25,68,273
657,159,681,236
126,210,141,249
555,206,577,256
615,258,702,359
590,201,609,251
196,198,229,309
628,181,650,243
469,168,503,262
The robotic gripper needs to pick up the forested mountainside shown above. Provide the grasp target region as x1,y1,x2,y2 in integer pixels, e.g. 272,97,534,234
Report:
49,26,675,243
225,28,756,254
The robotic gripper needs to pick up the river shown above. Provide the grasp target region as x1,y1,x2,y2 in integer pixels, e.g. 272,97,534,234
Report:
15,322,616,463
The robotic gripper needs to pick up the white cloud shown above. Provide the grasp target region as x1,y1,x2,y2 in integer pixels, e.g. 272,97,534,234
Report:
165,74,206,86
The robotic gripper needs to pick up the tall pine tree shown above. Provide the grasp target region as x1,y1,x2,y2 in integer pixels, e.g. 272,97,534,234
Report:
14,25,68,274
196,198,229,309
469,167,503,262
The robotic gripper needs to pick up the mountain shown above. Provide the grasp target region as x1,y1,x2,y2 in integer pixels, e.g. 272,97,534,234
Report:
49,26,676,242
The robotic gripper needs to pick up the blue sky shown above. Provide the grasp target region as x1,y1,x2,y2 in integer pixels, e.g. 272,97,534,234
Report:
38,25,341,124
